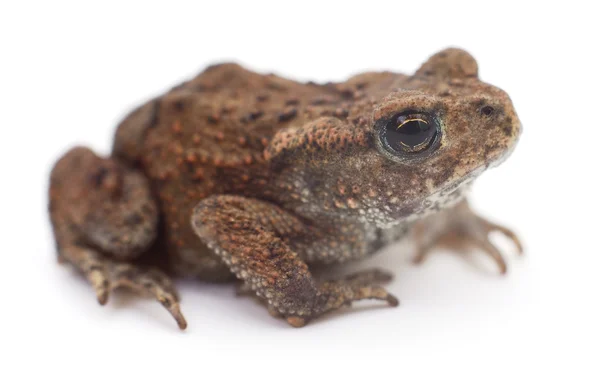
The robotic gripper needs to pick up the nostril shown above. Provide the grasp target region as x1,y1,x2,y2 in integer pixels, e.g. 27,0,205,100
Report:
91,167,110,188
480,105,495,117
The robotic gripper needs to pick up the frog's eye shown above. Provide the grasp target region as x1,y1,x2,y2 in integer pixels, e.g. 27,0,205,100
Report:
379,112,441,156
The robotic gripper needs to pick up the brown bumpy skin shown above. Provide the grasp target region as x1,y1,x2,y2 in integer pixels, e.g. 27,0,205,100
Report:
49,48,523,329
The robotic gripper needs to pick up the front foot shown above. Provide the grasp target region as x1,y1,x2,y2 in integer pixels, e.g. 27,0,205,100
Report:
236,269,398,327
235,268,398,326
413,201,523,274
284,282,399,328
282,269,399,328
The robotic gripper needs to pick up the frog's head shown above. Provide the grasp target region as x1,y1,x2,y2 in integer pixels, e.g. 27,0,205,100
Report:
267,48,521,226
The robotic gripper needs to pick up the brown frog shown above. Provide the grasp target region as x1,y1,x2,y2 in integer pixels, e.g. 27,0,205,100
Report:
49,48,522,329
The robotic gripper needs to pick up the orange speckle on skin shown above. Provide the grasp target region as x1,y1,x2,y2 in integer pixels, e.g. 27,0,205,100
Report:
347,198,358,209
172,120,183,134
334,200,346,209
186,153,197,163
193,168,204,180
173,143,184,155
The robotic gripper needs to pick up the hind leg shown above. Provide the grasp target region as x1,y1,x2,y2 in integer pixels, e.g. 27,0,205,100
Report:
49,147,186,329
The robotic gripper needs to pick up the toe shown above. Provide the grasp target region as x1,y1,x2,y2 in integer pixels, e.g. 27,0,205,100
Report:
481,219,524,255
412,248,428,264
344,268,394,284
88,269,110,305
371,269,394,283
476,238,508,275
287,316,307,328
497,226,524,255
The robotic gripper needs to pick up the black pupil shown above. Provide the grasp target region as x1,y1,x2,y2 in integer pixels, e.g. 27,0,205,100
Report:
385,114,436,152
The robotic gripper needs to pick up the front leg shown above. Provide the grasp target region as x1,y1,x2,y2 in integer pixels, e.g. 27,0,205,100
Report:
191,195,398,327
413,200,523,274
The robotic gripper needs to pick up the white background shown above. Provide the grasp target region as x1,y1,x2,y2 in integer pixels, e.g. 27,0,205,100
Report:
1,1,598,375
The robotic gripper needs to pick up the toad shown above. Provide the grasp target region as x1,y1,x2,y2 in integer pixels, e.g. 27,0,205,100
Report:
49,48,522,329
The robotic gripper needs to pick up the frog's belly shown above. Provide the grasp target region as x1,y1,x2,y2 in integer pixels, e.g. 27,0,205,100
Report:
364,221,413,254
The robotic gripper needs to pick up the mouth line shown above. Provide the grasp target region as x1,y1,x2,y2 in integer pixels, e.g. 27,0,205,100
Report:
440,166,482,195
489,130,520,169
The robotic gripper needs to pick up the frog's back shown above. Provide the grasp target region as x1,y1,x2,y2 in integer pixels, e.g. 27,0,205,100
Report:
113,62,405,186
